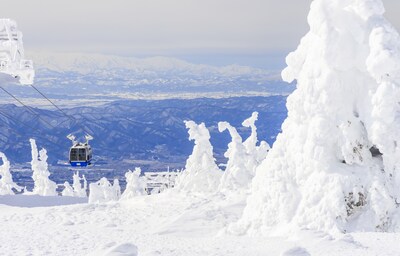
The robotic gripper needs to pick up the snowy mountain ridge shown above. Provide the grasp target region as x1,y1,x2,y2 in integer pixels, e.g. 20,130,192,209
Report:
20,51,292,97
28,51,280,79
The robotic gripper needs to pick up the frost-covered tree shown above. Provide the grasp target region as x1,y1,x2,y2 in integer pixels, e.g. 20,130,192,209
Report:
242,112,270,167
29,139,57,196
234,0,400,234
73,171,88,197
0,152,21,195
174,121,222,194
121,168,146,200
62,182,74,197
88,178,120,203
218,122,250,193
218,113,270,194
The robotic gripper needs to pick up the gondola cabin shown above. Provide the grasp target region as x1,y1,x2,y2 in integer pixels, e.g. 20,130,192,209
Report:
69,143,92,167
67,134,93,167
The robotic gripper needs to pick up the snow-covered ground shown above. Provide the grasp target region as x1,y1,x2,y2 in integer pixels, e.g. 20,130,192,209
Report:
0,192,399,256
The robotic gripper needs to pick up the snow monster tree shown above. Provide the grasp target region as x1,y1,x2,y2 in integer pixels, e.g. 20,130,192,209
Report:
234,0,400,234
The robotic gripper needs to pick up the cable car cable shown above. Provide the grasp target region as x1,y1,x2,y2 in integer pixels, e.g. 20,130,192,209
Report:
27,84,98,136
0,86,56,128
29,84,74,122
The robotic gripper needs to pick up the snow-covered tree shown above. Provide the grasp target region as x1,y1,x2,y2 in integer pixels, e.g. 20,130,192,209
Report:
174,121,222,194
218,122,250,192
88,178,120,203
29,139,57,196
218,113,270,194
234,0,400,235
121,168,146,200
72,171,87,197
61,182,74,197
0,152,21,195
242,112,270,167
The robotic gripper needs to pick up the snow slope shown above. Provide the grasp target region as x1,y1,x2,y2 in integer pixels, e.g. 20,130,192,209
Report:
0,191,399,255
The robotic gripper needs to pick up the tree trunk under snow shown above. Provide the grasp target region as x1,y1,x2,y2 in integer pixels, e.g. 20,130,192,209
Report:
234,0,400,234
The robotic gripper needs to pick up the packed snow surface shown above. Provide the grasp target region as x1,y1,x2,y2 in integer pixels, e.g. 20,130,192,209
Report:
0,191,399,255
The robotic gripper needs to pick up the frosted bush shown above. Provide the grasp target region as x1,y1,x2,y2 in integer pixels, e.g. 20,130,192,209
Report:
121,168,146,200
0,152,21,195
174,121,222,194
88,178,120,203
234,0,400,235
29,139,57,196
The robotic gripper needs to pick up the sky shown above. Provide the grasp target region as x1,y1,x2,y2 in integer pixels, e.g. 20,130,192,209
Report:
1,0,400,69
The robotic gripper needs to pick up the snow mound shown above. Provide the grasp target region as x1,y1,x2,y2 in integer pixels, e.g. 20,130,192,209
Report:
29,139,57,196
174,121,222,194
88,178,121,203
281,247,310,256
235,0,400,235
0,194,87,207
0,152,21,194
104,243,138,256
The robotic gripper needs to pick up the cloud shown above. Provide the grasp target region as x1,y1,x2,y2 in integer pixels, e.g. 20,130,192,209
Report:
1,0,399,59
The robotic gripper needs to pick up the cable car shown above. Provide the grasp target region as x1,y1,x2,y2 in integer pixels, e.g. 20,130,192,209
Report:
67,134,93,167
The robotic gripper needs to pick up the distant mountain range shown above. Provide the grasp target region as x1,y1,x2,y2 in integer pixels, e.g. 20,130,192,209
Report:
0,97,288,171
15,52,294,100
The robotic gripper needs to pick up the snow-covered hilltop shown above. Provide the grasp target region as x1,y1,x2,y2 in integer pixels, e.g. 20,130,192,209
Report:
234,0,400,235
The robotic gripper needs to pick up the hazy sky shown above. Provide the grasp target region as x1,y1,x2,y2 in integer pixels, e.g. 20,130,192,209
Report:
1,0,400,69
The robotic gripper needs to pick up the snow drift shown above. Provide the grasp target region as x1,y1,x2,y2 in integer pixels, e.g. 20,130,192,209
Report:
234,0,400,234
